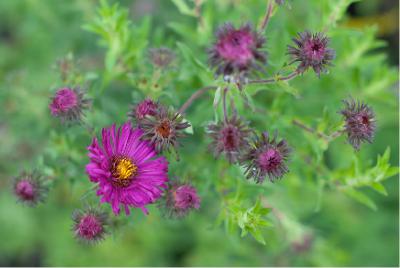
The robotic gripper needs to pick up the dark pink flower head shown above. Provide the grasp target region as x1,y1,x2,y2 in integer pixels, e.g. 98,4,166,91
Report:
160,181,200,218
140,105,190,153
72,207,108,244
208,23,266,77
86,122,169,215
49,87,90,123
340,98,376,150
13,171,48,206
240,132,291,183
128,98,159,126
207,115,251,163
288,31,335,77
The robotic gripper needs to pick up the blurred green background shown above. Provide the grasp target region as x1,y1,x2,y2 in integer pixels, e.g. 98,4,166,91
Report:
0,0,398,266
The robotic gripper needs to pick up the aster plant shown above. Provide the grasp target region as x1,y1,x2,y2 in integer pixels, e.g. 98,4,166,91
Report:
12,0,397,251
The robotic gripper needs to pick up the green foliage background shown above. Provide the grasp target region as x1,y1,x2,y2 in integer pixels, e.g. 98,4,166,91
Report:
0,0,398,266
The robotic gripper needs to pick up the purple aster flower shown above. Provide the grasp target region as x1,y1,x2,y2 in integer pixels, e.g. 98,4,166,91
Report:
49,87,91,123
72,207,108,244
207,115,251,163
86,122,169,215
240,132,291,183
208,22,266,78
340,98,376,150
13,171,48,206
128,98,159,126
288,31,335,77
160,181,200,218
148,47,176,69
140,106,190,153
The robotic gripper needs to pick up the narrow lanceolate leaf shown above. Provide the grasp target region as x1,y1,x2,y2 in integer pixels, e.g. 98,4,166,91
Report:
370,182,387,196
343,188,377,211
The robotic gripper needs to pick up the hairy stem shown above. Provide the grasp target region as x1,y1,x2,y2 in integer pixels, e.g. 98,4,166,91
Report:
260,1,274,31
223,87,229,123
178,86,217,115
293,120,345,142
248,71,299,84
292,119,329,140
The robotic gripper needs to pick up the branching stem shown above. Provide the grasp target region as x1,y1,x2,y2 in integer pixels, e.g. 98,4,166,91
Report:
178,86,217,115
260,1,274,31
248,71,299,84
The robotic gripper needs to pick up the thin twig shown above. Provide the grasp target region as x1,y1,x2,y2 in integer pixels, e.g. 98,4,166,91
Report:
248,71,299,84
260,1,274,31
178,86,217,115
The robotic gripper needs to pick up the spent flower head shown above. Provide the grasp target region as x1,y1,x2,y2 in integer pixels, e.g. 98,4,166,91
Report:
13,171,48,206
340,98,376,150
140,105,190,153
49,87,91,123
149,47,176,69
160,181,201,218
208,22,266,79
207,115,251,164
72,207,108,244
241,132,291,183
288,31,335,77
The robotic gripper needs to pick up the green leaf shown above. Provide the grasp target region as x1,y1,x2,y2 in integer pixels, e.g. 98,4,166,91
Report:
343,188,377,211
171,0,197,17
249,228,266,245
370,182,388,196
176,41,209,72
276,81,300,98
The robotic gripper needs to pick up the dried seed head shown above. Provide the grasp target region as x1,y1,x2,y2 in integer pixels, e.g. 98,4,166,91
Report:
288,31,335,77
49,87,91,124
208,22,266,79
72,207,108,244
340,98,376,150
140,105,190,153
207,115,251,163
13,171,48,206
148,47,176,69
240,132,291,183
159,181,201,218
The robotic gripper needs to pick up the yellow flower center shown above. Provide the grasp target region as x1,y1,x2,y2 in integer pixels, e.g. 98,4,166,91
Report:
111,157,137,181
